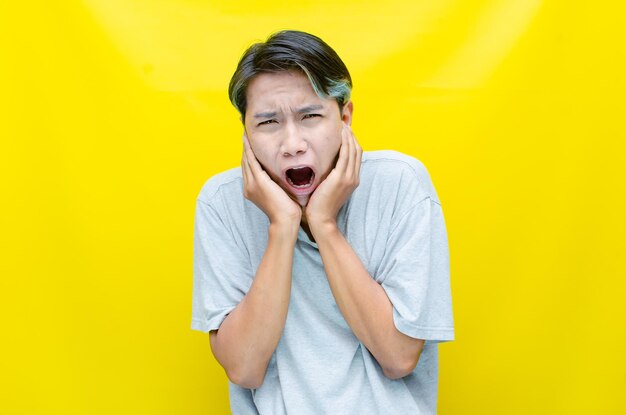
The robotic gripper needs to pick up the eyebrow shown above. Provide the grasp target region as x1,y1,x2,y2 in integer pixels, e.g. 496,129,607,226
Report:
253,104,324,119
296,104,324,114
253,111,278,119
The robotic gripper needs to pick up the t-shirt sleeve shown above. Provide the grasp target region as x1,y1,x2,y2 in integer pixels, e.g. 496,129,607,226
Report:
378,196,455,343
191,198,253,333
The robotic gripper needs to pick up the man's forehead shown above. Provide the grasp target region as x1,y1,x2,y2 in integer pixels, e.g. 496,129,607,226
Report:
252,104,325,119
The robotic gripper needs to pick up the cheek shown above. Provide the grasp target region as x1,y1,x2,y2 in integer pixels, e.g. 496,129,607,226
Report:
250,140,278,171
319,134,342,168
252,146,270,165
327,130,342,156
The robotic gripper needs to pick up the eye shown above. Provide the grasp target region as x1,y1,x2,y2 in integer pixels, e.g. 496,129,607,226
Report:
303,113,322,120
258,119,277,126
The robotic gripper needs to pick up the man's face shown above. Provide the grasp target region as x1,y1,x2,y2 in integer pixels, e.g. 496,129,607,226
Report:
243,69,353,207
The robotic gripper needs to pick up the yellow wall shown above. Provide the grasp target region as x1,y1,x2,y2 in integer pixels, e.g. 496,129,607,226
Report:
2,1,625,413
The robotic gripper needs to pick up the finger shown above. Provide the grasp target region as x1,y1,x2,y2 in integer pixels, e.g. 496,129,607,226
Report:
344,125,361,176
350,125,362,176
335,124,349,174
241,137,253,184
345,124,356,176
355,136,362,179
243,132,264,177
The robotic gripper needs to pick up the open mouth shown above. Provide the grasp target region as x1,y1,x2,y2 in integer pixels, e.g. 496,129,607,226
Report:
285,166,315,188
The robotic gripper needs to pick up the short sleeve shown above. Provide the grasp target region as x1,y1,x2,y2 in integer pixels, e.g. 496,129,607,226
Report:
191,198,253,333
378,197,455,343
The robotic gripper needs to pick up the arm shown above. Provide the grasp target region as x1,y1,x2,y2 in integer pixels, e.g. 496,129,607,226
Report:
311,223,425,379
305,124,424,379
209,133,301,389
209,222,297,389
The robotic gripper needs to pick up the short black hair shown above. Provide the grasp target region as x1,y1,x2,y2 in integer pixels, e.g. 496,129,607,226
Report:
228,30,352,120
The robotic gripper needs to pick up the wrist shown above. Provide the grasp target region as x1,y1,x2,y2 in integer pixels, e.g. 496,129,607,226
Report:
268,220,300,242
308,219,339,240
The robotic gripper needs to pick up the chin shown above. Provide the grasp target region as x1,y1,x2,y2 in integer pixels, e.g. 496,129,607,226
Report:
294,194,310,208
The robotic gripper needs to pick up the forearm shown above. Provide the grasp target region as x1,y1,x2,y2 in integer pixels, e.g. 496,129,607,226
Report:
311,223,424,379
210,223,297,388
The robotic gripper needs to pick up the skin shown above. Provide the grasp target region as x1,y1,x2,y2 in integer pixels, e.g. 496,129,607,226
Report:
240,69,351,239
209,70,425,388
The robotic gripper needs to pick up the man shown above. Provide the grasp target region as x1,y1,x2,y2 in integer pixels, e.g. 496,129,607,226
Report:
192,30,454,414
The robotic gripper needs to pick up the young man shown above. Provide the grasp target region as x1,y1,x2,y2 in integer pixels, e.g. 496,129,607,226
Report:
192,30,454,414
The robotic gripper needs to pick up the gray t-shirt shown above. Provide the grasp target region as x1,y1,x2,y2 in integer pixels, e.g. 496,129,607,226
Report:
192,150,454,414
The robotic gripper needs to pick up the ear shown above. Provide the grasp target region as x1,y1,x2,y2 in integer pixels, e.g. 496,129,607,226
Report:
341,101,354,126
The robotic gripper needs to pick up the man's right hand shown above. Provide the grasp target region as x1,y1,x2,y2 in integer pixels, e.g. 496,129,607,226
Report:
241,131,302,228
212,131,299,388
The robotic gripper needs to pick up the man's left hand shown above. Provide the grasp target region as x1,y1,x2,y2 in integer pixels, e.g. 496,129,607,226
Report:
304,123,362,231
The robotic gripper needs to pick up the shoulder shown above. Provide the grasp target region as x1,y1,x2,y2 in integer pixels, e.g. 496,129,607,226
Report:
360,150,441,204
196,166,243,206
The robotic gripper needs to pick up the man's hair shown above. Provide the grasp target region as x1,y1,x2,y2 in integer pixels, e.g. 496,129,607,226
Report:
228,30,352,120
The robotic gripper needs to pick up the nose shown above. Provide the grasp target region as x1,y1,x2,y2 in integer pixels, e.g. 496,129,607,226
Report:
280,123,308,157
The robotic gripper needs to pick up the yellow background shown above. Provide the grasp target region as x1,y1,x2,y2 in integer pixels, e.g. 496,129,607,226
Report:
2,0,625,413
